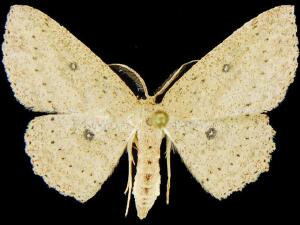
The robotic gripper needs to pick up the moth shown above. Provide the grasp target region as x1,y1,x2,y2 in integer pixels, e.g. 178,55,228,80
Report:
2,5,298,219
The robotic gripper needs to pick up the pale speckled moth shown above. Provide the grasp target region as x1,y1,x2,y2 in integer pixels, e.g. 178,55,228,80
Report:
2,5,298,219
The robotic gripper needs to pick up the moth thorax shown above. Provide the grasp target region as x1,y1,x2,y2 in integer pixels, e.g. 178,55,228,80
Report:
146,111,169,128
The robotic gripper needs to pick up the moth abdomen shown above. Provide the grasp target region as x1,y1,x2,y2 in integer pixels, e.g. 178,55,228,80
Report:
133,157,161,219
132,126,163,219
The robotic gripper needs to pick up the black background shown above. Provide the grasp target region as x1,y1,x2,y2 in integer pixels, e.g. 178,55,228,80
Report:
0,0,299,224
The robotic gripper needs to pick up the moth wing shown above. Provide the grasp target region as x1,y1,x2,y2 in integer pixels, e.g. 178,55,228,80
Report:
161,6,298,119
25,114,135,202
165,115,275,199
2,5,137,114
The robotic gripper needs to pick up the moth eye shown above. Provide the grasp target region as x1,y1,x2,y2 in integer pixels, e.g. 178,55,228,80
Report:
147,111,169,128
205,127,217,139
69,62,78,71
84,129,94,141
222,64,231,72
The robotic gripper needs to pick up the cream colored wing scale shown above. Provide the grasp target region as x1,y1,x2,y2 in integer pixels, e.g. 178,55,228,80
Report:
2,5,139,203
161,6,298,120
26,114,135,202
165,115,275,199
2,5,137,115
161,6,298,199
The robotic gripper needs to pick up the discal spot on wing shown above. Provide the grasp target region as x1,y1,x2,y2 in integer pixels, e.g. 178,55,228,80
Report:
69,62,78,71
84,129,94,141
222,64,231,72
205,127,217,139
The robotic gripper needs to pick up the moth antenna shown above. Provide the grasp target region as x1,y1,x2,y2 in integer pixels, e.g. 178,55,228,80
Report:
166,135,172,205
124,131,136,217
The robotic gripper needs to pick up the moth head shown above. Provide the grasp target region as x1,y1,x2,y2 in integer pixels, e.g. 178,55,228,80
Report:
146,110,169,128
152,111,169,128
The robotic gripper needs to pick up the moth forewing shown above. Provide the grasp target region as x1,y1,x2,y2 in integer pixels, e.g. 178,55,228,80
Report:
161,5,298,120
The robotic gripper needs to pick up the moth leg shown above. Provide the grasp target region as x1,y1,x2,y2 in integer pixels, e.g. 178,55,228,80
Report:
124,131,136,216
133,134,139,153
166,135,172,204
